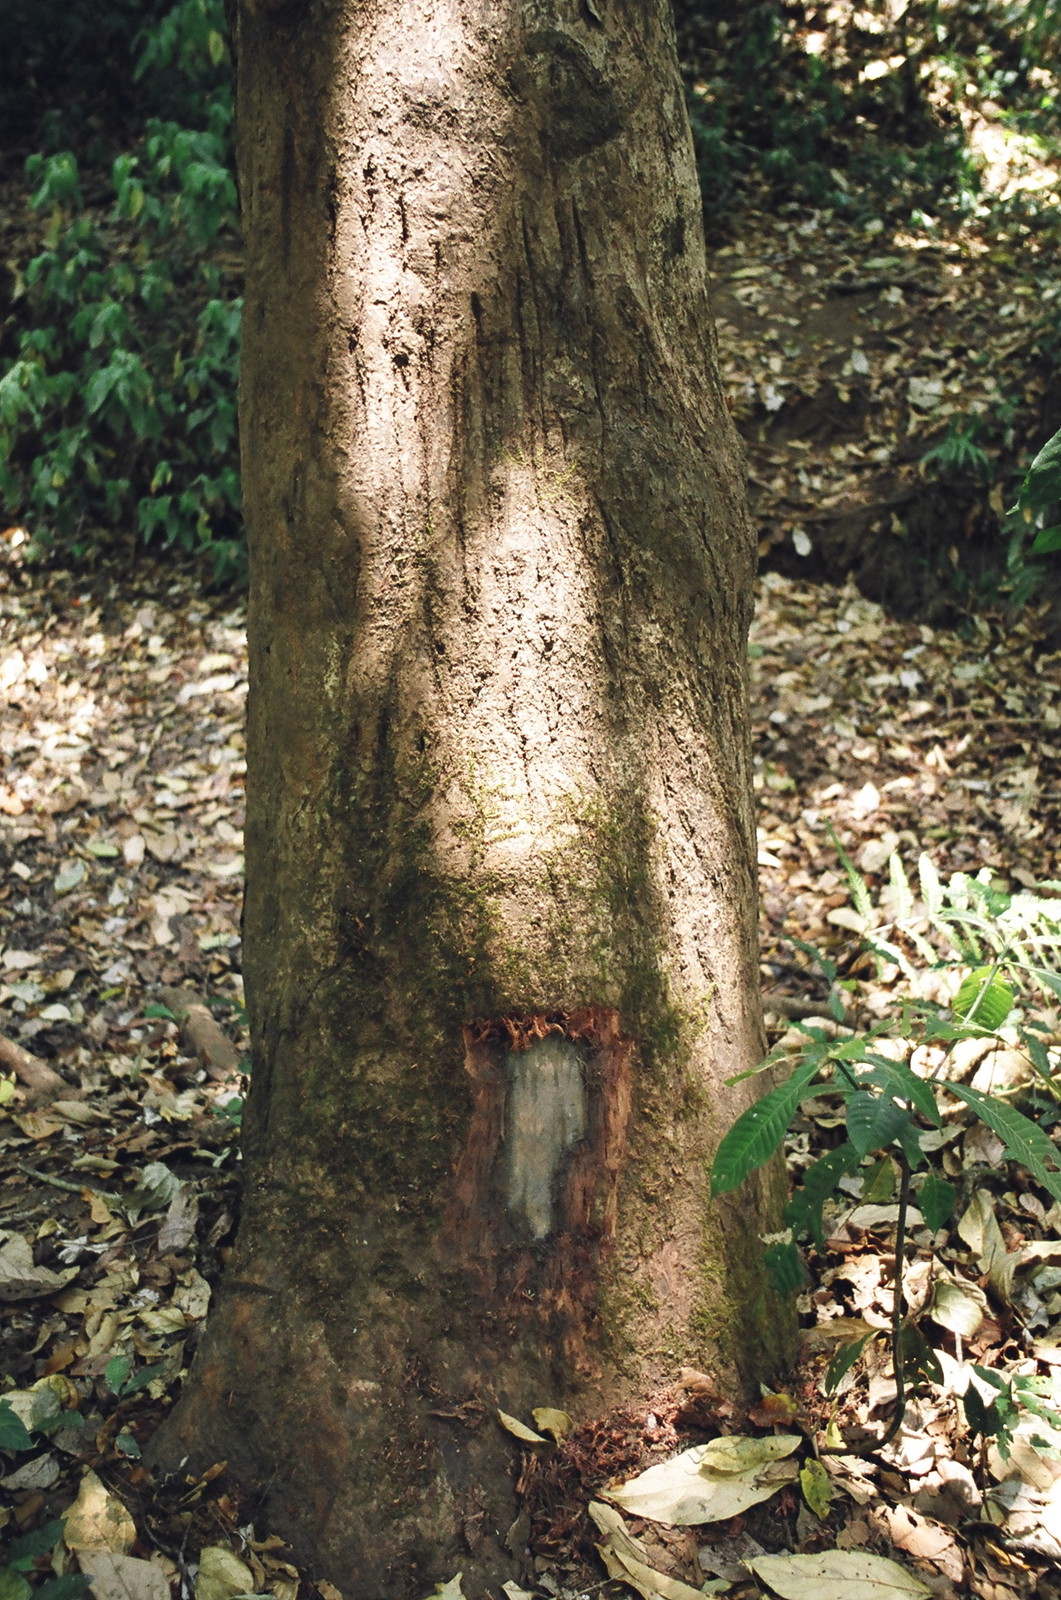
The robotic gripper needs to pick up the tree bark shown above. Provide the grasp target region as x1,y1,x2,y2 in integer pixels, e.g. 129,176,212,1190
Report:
154,1,792,1592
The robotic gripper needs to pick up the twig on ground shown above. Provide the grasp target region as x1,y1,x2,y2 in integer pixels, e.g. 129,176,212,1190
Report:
0,1030,76,1105
762,990,853,1025
158,987,242,1081
11,1159,111,1197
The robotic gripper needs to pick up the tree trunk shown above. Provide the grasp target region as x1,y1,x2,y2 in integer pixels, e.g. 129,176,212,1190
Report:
155,1,791,1591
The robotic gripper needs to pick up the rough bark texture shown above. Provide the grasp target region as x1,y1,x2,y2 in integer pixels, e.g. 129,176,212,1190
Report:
155,2,791,1592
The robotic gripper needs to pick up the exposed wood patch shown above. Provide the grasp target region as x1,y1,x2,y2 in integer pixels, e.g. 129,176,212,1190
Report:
445,1007,633,1363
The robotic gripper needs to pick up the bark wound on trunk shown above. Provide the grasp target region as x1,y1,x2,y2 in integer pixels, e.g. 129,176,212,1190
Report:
449,1009,632,1365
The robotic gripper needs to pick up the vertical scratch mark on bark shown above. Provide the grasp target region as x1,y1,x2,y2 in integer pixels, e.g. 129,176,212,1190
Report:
280,123,295,268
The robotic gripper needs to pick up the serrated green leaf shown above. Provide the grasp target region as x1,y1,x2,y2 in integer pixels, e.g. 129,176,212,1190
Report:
711,1056,825,1194
889,853,914,925
121,1360,168,1395
963,1383,1003,1438
953,968,1013,1030
897,1118,927,1169
860,1155,896,1205
1020,1030,1057,1093
7,1521,65,1563
827,824,874,924
829,1035,895,1064
763,1238,806,1293
865,933,915,975
788,936,837,984
1032,525,1061,554
918,1174,955,1233
784,1143,860,1249
899,1323,943,1386
947,1083,1061,1204
104,1354,132,1395
922,1016,986,1043
1020,427,1061,512
0,1571,33,1600
971,1364,1006,1392
866,1059,942,1127
33,1579,88,1600
825,1330,876,1393
1027,965,1061,1002
799,1458,834,1519
845,1092,911,1158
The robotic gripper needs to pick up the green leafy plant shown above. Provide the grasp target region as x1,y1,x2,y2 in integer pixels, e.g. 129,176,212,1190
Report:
0,1383,86,1450
675,0,1001,230
0,0,242,578
713,841,1061,1455
922,414,995,481
103,1353,170,1398
0,1521,85,1600
1010,423,1061,557
0,1386,88,1600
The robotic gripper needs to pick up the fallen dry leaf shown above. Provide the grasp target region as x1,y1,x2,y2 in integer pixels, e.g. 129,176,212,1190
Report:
747,1550,933,1600
606,1436,801,1525
79,1551,172,1600
0,1232,78,1300
589,1502,705,1600
194,1546,256,1600
63,1469,137,1554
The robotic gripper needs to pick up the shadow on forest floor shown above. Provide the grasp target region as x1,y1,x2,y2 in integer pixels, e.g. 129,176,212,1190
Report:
707,137,1061,634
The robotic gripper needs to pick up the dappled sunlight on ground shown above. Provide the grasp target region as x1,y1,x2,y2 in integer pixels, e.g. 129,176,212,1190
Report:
1,553,1060,1596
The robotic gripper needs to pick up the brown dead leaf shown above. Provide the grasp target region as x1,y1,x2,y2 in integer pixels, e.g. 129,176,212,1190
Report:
0,1233,78,1300
748,1390,805,1426
64,1469,137,1553
79,1552,170,1600
13,1110,66,1139
677,1366,721,1398
874,1503,964,1584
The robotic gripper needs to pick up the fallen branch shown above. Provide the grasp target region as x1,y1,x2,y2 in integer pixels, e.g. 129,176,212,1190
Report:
158,987,242,1081
0,1031,73,1105
762,990,852,1025
12,1159,110,1198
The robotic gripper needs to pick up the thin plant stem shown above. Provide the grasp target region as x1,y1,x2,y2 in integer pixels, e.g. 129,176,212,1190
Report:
819,1147,911,1458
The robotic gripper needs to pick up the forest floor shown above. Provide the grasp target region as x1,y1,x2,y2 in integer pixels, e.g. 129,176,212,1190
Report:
3,109,1061,1600
1,544,1060,1600
704,128,1061,629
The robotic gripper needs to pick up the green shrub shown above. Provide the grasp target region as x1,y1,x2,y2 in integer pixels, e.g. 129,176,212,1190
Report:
675,0,1061,228
714,840,1061,1453
1012,424,1061,556
0,0,242,579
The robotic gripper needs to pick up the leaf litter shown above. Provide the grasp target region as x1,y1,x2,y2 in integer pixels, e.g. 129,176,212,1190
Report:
4,232,1061,1600
4,577,1061,1599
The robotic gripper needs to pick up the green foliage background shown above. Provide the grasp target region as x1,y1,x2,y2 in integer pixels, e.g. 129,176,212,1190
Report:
0,0,242,577
1,0,1059,589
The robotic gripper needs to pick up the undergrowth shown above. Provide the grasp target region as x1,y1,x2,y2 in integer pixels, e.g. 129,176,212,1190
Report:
0,0,242,579
714,837,1061,1458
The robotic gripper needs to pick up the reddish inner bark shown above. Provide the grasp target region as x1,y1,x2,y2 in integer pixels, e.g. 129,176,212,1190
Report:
447,1007,633,1368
